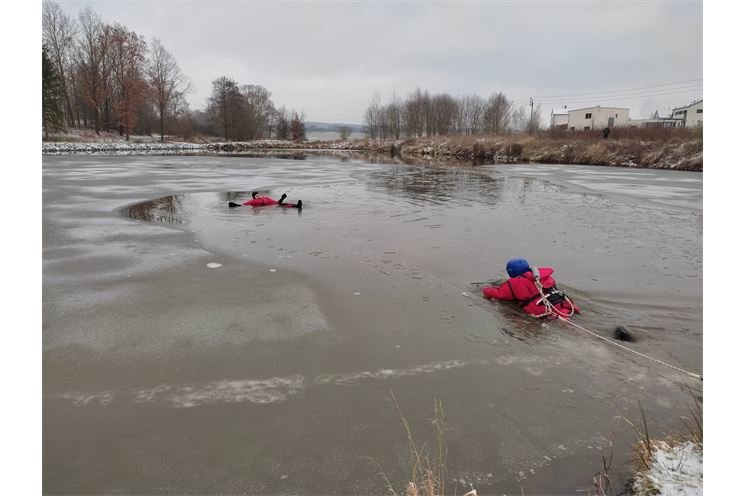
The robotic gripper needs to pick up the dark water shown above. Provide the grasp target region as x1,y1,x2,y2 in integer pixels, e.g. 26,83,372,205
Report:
44,155,702,494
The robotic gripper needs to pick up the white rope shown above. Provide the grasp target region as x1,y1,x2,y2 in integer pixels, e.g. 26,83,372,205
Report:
532,272,702,381
471,276,703,381
556,317,702,381
531,269,575,319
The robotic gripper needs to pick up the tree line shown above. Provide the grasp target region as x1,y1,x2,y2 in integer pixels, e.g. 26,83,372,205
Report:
203,76,305,141
363,89,542,140
42,1,305,141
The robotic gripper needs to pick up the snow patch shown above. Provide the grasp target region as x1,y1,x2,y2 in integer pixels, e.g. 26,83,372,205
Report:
633,441,703,496
43,141,205,155
56,390,114,406
135,374,306,408
313,359,476,386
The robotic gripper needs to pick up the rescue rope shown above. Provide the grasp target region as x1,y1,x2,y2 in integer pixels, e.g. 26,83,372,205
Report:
555,316,703,381
530,270,702,381
531,267,575,319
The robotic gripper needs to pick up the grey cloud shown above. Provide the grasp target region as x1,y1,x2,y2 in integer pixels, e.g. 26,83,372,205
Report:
58,0,702,124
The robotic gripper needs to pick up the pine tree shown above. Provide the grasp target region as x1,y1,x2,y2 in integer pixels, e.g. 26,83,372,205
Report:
42,47,64,139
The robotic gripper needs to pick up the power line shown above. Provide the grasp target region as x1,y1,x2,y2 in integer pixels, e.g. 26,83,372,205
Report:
513,83,702,106
513,78,703,104
513,87,703,108
532,87,703,106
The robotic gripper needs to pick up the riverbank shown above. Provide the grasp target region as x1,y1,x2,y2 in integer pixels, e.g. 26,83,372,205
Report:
631,440,703,495
627,404,703,496
42,129,702,171
390,134,703,171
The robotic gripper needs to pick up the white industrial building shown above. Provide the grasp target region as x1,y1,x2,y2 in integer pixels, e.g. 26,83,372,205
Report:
671,100,703,127
627,110,682,128
627,117,681,128
567,106,630,130
550,106,630,130
550,108,569,129
549,99,702,131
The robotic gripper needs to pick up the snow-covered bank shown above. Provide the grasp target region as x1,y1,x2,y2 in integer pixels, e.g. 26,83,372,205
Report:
43,141,205,154
632,441,703,496
379,135,702,170
42,132,703,170
41,138,385,155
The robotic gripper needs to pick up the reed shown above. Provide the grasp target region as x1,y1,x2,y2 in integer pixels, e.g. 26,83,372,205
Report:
368,392,474,496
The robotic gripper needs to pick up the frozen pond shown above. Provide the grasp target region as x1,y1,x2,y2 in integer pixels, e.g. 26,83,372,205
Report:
43,155,702,494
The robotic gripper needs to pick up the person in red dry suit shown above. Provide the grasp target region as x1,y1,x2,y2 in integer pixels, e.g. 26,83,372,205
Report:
482,258,578,318
228,192,301,209
243,191,280,206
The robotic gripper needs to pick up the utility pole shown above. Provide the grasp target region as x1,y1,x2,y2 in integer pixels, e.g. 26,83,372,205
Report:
529,97,534,134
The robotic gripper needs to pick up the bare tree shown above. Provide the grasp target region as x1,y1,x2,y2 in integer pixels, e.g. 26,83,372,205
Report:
385,92,403,139
422,90,435,137
110,25,147,140
240,84,275,139
289,111,306,141
338,125,352,141
366,88,519,139
76,7,111,133
364,92,383,139
460,94,485,135
100,23,118,131
430,93,458,136
275,106,290,140
167,92,194,140
207,76,240,140
148,38,191,142
511,105,529,132
404,88,426,138
483,92,512,135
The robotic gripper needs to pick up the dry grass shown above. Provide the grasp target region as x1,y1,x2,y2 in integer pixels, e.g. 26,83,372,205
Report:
600,391,703,495
47,126,701,170
42,128,194,144
680,388,703,446
367,392,477,496
587,446,615,496
538,126,702,142
377,129,702,170
49,126,700,170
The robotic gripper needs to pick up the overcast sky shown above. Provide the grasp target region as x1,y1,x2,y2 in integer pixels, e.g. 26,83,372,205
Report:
55,0,702,124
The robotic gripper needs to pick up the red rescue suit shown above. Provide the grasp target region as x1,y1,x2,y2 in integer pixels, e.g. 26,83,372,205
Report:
482,267,577,318
243,196,278,207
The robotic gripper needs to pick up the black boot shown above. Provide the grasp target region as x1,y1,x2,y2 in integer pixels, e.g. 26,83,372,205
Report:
613,326,634,342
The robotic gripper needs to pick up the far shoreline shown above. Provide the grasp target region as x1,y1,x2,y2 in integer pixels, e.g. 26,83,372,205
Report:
42,130,703,171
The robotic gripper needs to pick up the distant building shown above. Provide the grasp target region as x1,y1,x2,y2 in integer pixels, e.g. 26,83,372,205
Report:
550,108,569,129
671,99,703,128
565,106,630,130
549,99,702,131
628,110,681,128
627,118,681,128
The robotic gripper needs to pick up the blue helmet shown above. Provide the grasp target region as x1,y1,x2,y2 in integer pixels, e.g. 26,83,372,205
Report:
506,258,530,277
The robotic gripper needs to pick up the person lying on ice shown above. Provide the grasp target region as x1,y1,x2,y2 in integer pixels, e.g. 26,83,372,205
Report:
229,192,301,209
482,258,578,318
239,191,280,207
